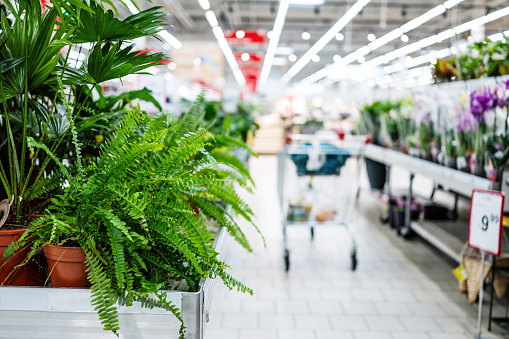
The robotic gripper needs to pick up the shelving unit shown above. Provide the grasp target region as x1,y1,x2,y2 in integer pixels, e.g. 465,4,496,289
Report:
364,144,493,259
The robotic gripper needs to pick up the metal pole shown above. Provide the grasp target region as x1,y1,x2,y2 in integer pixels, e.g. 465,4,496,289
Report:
476,251,486,339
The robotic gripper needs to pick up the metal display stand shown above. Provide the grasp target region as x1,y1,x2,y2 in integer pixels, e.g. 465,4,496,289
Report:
0,227,226,339
363,144,492,237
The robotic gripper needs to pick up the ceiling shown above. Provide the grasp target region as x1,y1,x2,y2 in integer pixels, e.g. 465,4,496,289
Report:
117,0,509,87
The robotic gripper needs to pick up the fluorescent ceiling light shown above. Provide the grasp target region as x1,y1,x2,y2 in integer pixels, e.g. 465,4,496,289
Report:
122,0,182,50
281,0,372,84
454,16,488,34
259,0,290,87
157,31,182,50
205,11,219,27
287,0,325,5
121,0,139,14
401,5,445,33
443,0,464,9
211,26,246,86
198,0,210,10
364,5,509,71
300,0,465,85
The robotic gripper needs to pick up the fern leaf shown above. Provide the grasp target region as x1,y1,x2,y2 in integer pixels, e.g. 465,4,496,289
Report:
83,249,120,335
210,149,254,186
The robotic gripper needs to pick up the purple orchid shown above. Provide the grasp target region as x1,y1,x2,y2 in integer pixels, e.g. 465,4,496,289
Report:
470,89,496,123
456,110,476,132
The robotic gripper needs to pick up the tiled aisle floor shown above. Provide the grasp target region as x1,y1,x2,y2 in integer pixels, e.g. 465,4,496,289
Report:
205,156,507,339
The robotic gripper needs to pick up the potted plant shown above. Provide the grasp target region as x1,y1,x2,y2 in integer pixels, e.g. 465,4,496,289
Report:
357,101,395,190
442,129,457,169
0,0,167,284
455,110,475,173
469,89,497,177
6,93,261,337
418,119,434,162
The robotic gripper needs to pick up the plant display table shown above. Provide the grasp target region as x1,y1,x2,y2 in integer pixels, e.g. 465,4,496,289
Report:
0,229,225,339
364,144,493,257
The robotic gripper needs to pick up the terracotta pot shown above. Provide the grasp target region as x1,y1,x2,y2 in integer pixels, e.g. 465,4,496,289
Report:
43,245,90,288
0,228,42,286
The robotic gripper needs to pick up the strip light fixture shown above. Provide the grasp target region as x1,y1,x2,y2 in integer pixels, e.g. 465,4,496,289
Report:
300,0,465,85
121,0,182,49
384,29,509,76
280,0,372,85
201,7,245,86
259,0,290,87
361,5,509,70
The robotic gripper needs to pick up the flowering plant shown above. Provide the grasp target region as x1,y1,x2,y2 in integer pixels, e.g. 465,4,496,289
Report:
486,134,509,185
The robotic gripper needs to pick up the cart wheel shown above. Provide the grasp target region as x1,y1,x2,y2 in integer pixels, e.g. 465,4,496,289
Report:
284,249,290,272
310,227,314,240
350,251,357,271
379,213,389,224
400,227,412,239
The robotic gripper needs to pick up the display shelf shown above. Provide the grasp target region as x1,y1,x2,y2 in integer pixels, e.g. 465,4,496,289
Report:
0,227,226,339
364,144,492,197
410,220,468,263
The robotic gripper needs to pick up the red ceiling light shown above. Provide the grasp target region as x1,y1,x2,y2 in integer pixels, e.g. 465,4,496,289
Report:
225,30,267,44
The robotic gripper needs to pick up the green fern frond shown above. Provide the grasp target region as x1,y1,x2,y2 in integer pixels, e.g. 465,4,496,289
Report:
188,196,252,252
83,249,120,335
210,149,254,186
149,223,204,275
26,168,71,201
167,90,206,144
209,265,253,295
101,209,129,289
213,134,258,157
26,137,71,182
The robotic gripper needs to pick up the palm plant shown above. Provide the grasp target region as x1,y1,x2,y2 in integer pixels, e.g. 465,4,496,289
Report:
0,0,167,221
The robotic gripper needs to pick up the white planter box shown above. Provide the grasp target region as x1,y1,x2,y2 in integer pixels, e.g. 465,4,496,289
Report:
0,228,225,339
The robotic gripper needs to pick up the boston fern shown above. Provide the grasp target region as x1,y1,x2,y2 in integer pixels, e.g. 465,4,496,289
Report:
6,99,260,336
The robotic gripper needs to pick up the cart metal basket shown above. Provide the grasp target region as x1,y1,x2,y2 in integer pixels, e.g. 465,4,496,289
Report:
277,133,366,272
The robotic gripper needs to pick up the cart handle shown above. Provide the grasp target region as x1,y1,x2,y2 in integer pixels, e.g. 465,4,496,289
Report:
286,132,372,144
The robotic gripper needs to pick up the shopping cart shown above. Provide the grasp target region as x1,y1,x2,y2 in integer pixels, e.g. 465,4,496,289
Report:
277,133,367,272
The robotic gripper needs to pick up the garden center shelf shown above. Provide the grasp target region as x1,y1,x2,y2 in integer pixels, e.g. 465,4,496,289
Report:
0,228,226,339
410,220,468,263
363,144,492,198
363,144,492,258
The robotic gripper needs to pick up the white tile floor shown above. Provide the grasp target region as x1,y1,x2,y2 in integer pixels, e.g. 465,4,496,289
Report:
204,156,508,339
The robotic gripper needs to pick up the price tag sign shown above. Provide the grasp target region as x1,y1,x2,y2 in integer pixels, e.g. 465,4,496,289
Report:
469,189,505,256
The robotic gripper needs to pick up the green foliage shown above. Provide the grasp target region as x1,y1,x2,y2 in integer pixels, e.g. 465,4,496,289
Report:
418,121,434,153
0,0,168,219
357,100,399,143
432,34,509,82
6,99,259,336
201,100,260,143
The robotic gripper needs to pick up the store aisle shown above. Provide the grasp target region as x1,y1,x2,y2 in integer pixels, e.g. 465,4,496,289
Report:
204,156,503,339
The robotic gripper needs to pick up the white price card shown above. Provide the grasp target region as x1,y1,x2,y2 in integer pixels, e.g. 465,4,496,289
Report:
469,189,505,256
